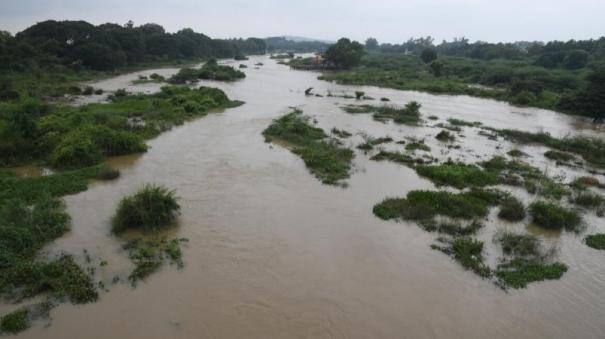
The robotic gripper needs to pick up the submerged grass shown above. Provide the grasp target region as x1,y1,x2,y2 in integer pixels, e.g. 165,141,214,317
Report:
0,309,29,334
123,237,188,286
498,196,527,221
263,110,354,185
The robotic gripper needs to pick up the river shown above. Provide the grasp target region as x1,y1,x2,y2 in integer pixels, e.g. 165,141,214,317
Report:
5,55,605,339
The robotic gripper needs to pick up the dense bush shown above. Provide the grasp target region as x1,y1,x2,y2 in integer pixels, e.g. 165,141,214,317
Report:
112,184,181,233
529,201,582,231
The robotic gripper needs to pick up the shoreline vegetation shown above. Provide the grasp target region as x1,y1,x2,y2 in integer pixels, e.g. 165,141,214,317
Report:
0,20,253,333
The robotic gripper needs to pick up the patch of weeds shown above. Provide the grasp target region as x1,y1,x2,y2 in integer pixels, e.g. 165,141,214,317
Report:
447,118,481,127
123,237,188,286
112,184,181,233
544,150,575,162
420,219,483,236
263,111,354,185
435,130,455,142
435,123,462,132
571,176,603,189
495,259,567,289
357,136,393,151
433,237,492,278
570,191,604,210
373,189,502,221
370,151,426,165
331,128,352,138
405,141,431,152
342,101,422,125
585,234,605,250
0,309,29,334
498,196,526,221
529,201,582,231
496,232,540,258
415,162,500,189
507,149,528,157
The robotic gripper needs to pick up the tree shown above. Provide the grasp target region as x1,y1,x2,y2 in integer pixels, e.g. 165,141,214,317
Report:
421,48,437,63
429,60,444,77
324,38,364,69
563,50,589,69
365,38,379,50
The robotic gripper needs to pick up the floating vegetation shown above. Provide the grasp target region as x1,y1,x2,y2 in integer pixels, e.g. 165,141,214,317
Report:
495,258,567,289
112,184,181,233
373,189,502,222
357,136,393,150
432,237,492,278
370,151,426,165
123,237,188,286
263,110,354,185
415,162,499,189
585,234,605,250
0,309,29,334
342,101,422,125
529,201,582,231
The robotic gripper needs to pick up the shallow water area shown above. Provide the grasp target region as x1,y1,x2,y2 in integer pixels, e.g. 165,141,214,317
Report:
4,55,604,339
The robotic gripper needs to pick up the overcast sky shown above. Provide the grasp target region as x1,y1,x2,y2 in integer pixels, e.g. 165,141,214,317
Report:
1,0,603,43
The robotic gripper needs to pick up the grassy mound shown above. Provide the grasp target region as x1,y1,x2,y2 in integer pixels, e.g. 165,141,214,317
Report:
529,201,582,231
112,184,181,233
263,110,354,185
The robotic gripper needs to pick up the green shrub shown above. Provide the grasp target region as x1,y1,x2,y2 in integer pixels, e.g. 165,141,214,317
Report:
112,184,181,233
570,192,604,209
529,201,582,231
585,234,605,250
544,150,575,162
50,136,103,169
0,309,29,334
96,166,120,180
496,232,539,257
496,259,567,288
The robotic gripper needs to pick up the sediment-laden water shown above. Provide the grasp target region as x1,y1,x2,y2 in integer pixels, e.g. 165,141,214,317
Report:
3,55,604,339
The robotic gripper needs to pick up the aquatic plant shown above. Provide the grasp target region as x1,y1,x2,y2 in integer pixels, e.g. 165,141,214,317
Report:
498,196,526,221
415,163,499,189
123,237,188,286
585,234,605,250
0,309,29,334
529,201,582,231
263,111,354,185
112,184,181,233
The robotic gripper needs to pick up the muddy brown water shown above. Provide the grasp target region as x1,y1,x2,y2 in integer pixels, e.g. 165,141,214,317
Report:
2,56,605,338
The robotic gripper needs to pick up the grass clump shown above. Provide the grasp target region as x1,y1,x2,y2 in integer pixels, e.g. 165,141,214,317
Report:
405,141,431,152
415,162,499,189
263,111,354,185
123,237,188,286
494,231,568,288
370,151,417,165
0,309,29,334
496,259,567,289
529,201,582,231
585,234,605,250
544,150,575,162
435,130,455,142
331,128,352,138
507,149,528,157
498,196,526,221
112,184,181,233
96,166,120,180
447,118,481,127
570,192,604,210
432,237,492,278
342,101,421,125
373,189,501,221
356,136,393,151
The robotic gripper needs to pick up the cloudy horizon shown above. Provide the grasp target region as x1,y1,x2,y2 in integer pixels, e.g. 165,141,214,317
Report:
1,0,604,44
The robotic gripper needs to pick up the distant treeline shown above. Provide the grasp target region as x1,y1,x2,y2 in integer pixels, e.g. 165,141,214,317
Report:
365,36,605,70
0,20,267,71
265,37,329,53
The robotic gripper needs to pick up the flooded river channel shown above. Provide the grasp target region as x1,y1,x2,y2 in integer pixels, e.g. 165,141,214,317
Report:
6,55,605,339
